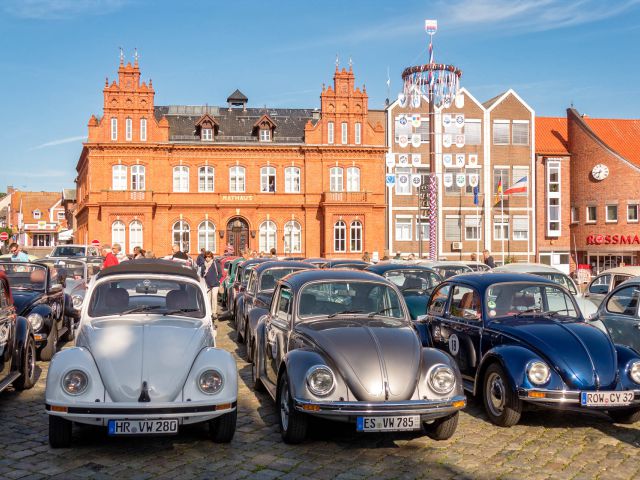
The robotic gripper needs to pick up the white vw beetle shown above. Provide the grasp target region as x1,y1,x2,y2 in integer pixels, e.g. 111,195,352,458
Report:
45,259,238,447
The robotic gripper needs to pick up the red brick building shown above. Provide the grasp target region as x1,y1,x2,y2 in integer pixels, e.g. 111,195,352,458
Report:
75,59,386,258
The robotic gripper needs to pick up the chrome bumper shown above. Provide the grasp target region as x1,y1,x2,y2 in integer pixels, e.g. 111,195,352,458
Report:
45,401,236,419
518,388,640,405
293,395,466,417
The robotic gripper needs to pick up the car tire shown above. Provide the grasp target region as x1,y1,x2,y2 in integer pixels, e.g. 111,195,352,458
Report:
49,415,72,448
251,343,264,392
236,318,245,344
39,322,58,362
423,412,459,440
13,336,36,391
609,408,640,424
209,409,237,443
245,326,253,362
60,316,75,343
277,373,307,444
482,363,521,427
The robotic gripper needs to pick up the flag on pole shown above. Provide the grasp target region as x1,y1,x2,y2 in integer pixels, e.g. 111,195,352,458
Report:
504,176,528,195
494,178,502,205
473,186,479,206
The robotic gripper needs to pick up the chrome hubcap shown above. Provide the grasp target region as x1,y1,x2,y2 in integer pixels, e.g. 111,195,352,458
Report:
280,379,290,431
487,372,506,416
27,342,35,379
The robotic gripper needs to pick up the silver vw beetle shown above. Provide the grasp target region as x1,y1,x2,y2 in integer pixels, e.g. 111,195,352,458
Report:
45,260,238,447
252,269,466,444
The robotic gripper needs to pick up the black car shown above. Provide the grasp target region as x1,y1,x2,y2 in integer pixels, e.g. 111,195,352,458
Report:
0,270,36,392
238,261,314,361
0,262,67,361
232,258,271,324
322,259,370,270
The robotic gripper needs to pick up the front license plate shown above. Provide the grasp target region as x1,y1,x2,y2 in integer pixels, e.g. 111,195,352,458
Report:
108,419,178,435
580,391,634,407
356,415,421,432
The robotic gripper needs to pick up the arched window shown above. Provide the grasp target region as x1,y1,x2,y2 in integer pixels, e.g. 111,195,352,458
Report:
112,165,127,190
230,166,245,193
110,117,117,141
125,117,133,141
284,221,302,254
334,221,346,252
346,167,360,192
173,166,189,192
330,167,343,192
111,220,125,248
260,166,276,192
199,166,215,192
198,220,216,252
259,220,277,253
350,220,362,252
172,220,190,253
129,220,143,254
140,118,147,141
131,165,145,191
285,167,301,193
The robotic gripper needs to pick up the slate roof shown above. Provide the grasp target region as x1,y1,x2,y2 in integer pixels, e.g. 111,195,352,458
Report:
227,89,248,102
535,117,569,155
482,92,506,109
154,105,320,144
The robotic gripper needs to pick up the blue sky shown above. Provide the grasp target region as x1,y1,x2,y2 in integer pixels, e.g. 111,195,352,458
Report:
1,0,639,192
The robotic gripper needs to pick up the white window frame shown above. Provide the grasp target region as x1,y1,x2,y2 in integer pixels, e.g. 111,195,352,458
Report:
112,165,127,191
350,220,363,252
284,220,302,254
546,160,560,236
198,220,216,253
346,167,360,192
33,209,41,220
172,220,190,253
202,128,213,141
445,216,462,242
395,167,412,195
198,166,215,192
571,206,579,224
131,164,145,191
493,215,510,241
140,118,147,141
334,221,347,252
129,220,143,254
284,166,301,193
493,120,510,145
513,215,529,241
355,122,362,145
512,120,530,145
330,167,343,192
586,205,597,223
259,220,277,253
341,122,348,145
57,211,65,220
173,166,190,192
395,216,412,242
125,117,133,141
229,166,246,193
606,204,618,223
628,204,639,223
259,129,271,142
111,220,125,247
111,117,117,141
464,215,481,241
260,166,276,193
328,122,334,144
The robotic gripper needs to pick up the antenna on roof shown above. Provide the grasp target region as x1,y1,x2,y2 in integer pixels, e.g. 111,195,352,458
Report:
119,46,124,64
349,56,353,69
134,48,139,64
335,54,339,69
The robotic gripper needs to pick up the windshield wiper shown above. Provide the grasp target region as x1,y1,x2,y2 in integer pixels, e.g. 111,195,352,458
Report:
541,309,574,317
119,305,162,316
368,307,397,318
514,308,542,317
162,308,200,316
328,309,363,318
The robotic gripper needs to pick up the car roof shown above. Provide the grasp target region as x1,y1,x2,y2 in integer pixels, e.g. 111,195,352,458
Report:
596,266,640,276
366,262,438,274
493,263,564,274
95,259,199,281
420,260,472,267
442,272,558,291
36,257,87,265
253,260,316,274
283,268,391,289
239,258,271,268
325,259,369,266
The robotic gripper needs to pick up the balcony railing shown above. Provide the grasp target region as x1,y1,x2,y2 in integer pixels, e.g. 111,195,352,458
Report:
321,191,369,203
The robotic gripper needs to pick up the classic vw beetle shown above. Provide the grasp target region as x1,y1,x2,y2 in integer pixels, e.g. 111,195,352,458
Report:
252,269,466,444
45,260,238,447
425,272,640,427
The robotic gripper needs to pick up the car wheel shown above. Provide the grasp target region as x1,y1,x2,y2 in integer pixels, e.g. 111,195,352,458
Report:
609,408,640,424
482,363,521,427
39,323,58,361
245,325,253,362
13,336,36,391
209,409,237,443
60,316,75,343
423,412,459,440
49,415,72,448
277,373,307,444
251,343,264,392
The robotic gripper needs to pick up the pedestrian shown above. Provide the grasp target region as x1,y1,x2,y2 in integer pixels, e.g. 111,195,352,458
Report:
394,251,401,260
8,243,29,262
196,248,206,269
361,251,371,263
270,247,277,258
202,250,222,324
112,243,127,262
471,252,478,261
171,244,189,260
145,250,156,259
482,249,496,268
101,245,119,269
407,253,415,260
133,246,145,259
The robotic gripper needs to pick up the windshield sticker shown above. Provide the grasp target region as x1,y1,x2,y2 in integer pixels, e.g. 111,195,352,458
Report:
487,300,496,309
489,310,496,317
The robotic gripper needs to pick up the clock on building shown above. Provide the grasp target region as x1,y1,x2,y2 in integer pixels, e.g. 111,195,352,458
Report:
591,163,609,181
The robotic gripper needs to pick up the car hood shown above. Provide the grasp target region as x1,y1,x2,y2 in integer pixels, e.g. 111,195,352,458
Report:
297,318,420,402
403,295,428,320
488,316,617,389
79,318,209,402
12,291,41,315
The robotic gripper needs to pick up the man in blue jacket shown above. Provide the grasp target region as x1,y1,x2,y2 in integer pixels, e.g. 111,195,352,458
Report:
202,251,222,322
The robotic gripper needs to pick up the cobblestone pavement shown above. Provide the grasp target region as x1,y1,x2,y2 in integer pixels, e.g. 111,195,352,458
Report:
1,316,640,480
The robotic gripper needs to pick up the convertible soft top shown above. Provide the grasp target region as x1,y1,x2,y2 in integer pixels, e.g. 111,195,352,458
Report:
95,259,200,281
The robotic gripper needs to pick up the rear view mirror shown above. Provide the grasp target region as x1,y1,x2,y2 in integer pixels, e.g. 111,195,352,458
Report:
136,284,158,294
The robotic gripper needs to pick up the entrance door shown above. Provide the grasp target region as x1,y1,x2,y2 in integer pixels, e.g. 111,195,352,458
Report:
226,217,249,255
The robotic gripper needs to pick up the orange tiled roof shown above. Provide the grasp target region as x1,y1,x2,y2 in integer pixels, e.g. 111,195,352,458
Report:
13,191,62,224
536,116,569,155
581,116,640,166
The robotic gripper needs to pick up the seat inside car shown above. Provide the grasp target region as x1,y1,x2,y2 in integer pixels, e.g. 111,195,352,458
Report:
299,293,317,316
105,288,129,313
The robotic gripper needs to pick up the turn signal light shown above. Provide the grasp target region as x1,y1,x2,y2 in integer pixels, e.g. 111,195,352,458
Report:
452,400,466,408
215,403,232,411
302,404,321,412
50,405,68,413
528,391,546,399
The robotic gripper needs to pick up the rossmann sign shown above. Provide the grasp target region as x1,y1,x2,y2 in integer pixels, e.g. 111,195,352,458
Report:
587,234,640,245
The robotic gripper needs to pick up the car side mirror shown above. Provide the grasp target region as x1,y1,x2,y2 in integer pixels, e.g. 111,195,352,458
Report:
416,314,428,322
49,283,63,294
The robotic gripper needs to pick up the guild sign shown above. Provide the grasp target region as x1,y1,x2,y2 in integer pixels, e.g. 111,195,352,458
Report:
425,19,438,34
455,154,465,168
411,134,421,148
455,134,465,148
443,153,453,167
398,154,409,166
412,154,422,166
399,135,409,148
398,93,407,107
386,153,395,167
411,114,421,128
443,134,452,148
469,174,479,188
411,94,421,108
443,173,454,188
455,114,465,127
397,174,410,186
385,175,396,188
456,173,466,188
468,154,478,167
411,174,422,187
442,114,452,127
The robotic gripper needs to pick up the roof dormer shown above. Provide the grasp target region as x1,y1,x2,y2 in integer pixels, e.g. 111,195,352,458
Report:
195,113,219,142
253,113,277,142
227,89,248,111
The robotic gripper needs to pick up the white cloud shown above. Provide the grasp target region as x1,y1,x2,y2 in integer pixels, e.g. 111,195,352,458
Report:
2,0,127,20
30,135,87,150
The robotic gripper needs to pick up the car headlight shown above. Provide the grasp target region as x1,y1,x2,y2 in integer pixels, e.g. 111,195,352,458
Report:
629,361,640,384
527,361,551,385
27,313,43,331
198,369,224,394
429,364,456,394
62,369,89,395
72,295,83,309
306,366,335,397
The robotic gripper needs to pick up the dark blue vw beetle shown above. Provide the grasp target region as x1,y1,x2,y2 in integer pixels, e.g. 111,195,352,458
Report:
425,272,640,427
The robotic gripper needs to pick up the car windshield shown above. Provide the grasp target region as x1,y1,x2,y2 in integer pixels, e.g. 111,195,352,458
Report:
88,278,206,318
384,269,439,292
530,272,578,295
38,259,85,281
259,268,304,291
298,281,404,319
0,263,46,290
330,263,368,270
51,246,86,257
438,266,471,278
486,282,580,319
